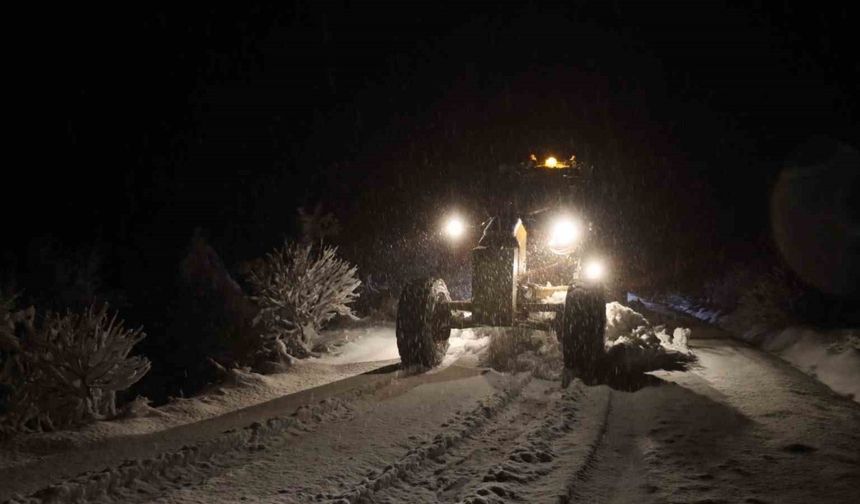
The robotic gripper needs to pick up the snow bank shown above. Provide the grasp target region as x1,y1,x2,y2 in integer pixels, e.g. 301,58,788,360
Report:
0,325,400,471
605,302,651,342
759,327,859,401
658,327,692,354
605,301,691,353
443,328,494,367
637,292,860,403
602,302,696,375
441,302,696,378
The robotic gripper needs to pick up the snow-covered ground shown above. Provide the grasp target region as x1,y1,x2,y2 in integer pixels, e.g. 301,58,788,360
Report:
0,304,690,478
317,323,497,370
0,326,400,473
2,304,858,503
313,323,401,365
630,292,860,402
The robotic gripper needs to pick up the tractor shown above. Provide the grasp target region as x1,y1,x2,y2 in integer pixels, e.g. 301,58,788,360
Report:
395,155,609,382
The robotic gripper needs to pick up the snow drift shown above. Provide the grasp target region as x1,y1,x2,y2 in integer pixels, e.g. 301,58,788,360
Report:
635,292,860,402
745,326,859,401
602,302,696,377
441,302,696,380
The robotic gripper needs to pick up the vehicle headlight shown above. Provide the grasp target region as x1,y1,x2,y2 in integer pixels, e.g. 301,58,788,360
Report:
443,215,466,240
548,217,582,254
534,154,571,169
583,258,607,281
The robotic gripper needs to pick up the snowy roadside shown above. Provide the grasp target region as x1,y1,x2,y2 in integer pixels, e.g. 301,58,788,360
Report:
0,319,505,476
0,324,399,472
628,292,860,402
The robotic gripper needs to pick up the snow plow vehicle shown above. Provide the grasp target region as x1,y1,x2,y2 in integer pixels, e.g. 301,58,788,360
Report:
396,155,609,381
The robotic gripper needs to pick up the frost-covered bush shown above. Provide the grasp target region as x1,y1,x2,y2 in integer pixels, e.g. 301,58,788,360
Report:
0,304,150,433
246,243,361,363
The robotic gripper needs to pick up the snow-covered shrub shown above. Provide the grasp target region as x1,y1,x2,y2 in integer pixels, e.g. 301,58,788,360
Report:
246,243,361,362
0,304,150,433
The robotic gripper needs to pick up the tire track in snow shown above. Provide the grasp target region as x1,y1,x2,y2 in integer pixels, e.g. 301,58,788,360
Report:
327,379,611,504
366,379,552,503
555,390,614,504
325,374,533,503
458,384,611,504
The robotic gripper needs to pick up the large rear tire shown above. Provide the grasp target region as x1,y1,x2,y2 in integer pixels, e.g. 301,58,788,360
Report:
560,285,606,382
396,278,452,368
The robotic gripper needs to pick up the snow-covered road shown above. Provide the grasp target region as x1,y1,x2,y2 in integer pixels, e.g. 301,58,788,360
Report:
2,312,859,503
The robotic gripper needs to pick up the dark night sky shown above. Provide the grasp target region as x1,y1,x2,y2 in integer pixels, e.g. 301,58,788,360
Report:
6,1,858,300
